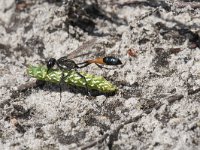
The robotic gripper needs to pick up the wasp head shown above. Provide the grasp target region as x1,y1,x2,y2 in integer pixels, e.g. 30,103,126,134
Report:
47,58,56,72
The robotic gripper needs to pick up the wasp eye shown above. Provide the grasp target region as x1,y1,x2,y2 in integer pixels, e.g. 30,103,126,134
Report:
47,58,56,70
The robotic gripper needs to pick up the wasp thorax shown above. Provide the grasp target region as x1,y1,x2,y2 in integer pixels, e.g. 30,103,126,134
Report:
56,56,78,71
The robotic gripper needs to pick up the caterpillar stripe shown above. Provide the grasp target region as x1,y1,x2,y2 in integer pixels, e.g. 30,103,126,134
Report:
27,66,117,93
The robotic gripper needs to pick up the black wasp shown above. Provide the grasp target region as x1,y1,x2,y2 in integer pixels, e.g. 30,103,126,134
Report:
46,39,122,99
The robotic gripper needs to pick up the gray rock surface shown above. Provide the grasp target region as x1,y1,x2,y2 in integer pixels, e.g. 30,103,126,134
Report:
0,0,199,149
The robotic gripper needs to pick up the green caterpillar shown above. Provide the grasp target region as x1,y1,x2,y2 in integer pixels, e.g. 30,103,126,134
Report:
27,66,117,93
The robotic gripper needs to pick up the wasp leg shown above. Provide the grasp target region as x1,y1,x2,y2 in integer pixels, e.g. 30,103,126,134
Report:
59,72,64,104
59,71,72,104
75,70,91,96
77,62,90,68
95,63,112,70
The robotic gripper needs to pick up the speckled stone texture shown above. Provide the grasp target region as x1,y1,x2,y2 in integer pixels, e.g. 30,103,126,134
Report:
0,0,200,149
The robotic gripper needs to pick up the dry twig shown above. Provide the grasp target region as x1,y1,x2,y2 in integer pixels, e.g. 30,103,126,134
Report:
80,114,143,150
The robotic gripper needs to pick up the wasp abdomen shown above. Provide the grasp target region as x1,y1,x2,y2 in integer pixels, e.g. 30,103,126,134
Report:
103,56,122,65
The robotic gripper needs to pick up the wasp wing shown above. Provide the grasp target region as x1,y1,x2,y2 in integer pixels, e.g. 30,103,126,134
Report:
67,38,98,60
